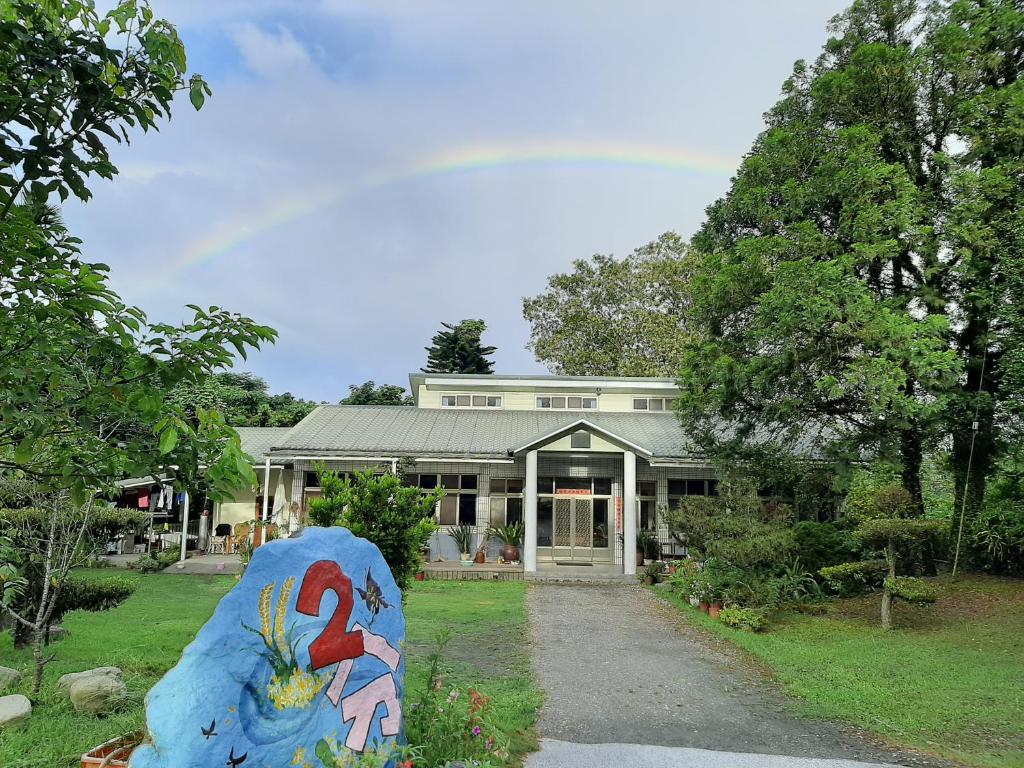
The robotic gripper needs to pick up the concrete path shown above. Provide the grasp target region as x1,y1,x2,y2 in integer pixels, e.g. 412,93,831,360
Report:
525,584,948,768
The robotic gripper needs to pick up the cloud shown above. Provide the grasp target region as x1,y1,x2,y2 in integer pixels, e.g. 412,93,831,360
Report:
229,22,316,80
67,0,852,401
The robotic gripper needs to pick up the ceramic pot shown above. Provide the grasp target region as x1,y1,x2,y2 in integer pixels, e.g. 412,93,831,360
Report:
502,544,520,563
698,602,710,613
474,550,486,564
415,571,425,582
709,603,722,620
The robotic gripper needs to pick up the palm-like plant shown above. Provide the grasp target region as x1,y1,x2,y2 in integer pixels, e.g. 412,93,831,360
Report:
488,523,524,547
448,524,474,556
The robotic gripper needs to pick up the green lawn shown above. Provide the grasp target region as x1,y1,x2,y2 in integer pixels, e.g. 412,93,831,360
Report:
0,572,541,768
659,574,1024,768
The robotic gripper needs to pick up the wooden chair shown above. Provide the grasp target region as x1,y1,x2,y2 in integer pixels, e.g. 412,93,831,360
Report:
232,522,251,553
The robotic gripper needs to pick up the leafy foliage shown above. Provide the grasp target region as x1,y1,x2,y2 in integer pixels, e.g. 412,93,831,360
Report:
818,559,888,595
448,524,474,556
422,319,497,374
169,372,317,428
677,0,1024,524
884,576,938,604
52,575,136,622
522,232,691,375
340,381,413,406
717,606,768,632
791,520,858,573
311,467,441,591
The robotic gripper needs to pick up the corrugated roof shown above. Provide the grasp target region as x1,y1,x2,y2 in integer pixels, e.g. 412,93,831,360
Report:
267,406,698,460
236,427,294,461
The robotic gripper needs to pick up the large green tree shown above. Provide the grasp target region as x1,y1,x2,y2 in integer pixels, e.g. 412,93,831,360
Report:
522,232,691,376
341,380,413,405
677,0,1023,522
422,319,497,374
0,0,275,688
169,372,318,427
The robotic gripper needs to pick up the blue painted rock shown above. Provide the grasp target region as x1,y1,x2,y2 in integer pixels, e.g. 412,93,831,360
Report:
129,527,405,768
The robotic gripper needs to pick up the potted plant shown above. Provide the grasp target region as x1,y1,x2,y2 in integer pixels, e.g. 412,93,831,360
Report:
449,524,474,566
639,560,663,586
473,529,490,564
637,528,659,566
488,523,525,563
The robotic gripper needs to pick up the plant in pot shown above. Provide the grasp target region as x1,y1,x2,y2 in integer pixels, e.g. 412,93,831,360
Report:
449,524,475,566
489,523,525,563
473,529,490,564
639,560,663,586
638,528,660,564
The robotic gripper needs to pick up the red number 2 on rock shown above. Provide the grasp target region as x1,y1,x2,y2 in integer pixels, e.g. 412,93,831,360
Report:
296,560,365,670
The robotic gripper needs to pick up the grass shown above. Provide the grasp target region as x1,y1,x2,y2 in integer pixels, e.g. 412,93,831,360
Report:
658,574,1024,768
0,571,541,768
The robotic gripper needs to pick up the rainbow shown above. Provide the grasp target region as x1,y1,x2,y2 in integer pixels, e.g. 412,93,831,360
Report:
162,140,736,278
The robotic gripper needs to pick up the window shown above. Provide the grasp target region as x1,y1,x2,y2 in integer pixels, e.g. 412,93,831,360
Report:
637,481,657,530
570,430,591,449
414,474,477,526
441,393,502,408
536,394,598,410
668,478,714,509
489,478,524,527
633,397,673,411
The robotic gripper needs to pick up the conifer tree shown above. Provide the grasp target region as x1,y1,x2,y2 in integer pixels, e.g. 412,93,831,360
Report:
422,319,497,374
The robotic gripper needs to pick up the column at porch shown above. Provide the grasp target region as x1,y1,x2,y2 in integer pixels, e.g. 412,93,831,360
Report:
623,450,637,575
524,449,538,572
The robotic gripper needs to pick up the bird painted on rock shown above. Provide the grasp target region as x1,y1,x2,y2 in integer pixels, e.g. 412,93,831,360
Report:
201,719,217,740
355,568,391,619
226,746,247,766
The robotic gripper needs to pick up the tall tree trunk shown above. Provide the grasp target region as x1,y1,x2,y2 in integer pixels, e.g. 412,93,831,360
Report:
900,426,925,515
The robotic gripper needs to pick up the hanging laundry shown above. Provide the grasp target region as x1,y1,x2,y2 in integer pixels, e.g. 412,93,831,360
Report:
138,493,149,509
162,484,174,509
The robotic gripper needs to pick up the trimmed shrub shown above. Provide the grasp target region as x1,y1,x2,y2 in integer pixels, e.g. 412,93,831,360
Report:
53,575,136,622
884,576,938,603
718,606,768,632
792,521,858,573
819,559,887,595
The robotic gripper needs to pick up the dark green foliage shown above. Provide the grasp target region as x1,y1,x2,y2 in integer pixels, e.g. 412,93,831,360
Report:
664,486,797,569
340,381,413,406
676,0,1024,527
306,465,347,528
52,575,136,623
792,521,858,573
637,528,659,560
855,517,948,546
169,372,317,428
818,559,888,595
315,468,441,591
422,319,497,374
884,576,938,604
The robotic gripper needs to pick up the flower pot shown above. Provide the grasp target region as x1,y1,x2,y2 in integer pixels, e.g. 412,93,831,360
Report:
667,565,677,575
415,571,425,582
636,548,645,567
460,554,473,567
698,602,710,613
474,550,486,564
502,544,520,563
708,603,722,620
643,575,656,585
82,734,141,767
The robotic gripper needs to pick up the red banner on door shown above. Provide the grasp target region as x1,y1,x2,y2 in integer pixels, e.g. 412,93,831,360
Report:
554,488,590,496
615,497,622,530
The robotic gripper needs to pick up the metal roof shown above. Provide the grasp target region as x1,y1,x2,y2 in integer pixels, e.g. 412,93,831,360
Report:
235,427,293,461
266,405,699,460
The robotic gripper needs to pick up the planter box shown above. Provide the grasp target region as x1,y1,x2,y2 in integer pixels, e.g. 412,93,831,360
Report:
82,734,141,767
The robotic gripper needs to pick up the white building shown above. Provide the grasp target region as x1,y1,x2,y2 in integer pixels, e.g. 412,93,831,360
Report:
217,373,717,576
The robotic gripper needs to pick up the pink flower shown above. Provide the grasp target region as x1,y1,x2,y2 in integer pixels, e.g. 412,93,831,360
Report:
471,726,482,737
485,739,494,751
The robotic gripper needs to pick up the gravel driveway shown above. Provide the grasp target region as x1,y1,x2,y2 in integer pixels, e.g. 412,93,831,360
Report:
526,583,951,767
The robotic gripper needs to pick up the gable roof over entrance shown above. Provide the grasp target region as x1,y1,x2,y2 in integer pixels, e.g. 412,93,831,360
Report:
266,405,700,462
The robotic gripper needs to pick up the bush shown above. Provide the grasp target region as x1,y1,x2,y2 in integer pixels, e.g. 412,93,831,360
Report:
718,606,768,632
819,559,888,595
792,521,858,573
884,576,938,603
53,575,136,622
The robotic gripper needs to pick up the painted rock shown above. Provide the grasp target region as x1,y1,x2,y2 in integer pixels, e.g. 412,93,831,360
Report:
129,527,405,768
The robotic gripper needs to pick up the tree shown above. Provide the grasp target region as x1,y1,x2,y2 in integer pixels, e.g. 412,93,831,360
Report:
522,232,692,376
677,0,1023,520
341,381,413,406
308,465,441,591
848,486,945,629
422,319,497,374
0,0,275,690
169,372,318,427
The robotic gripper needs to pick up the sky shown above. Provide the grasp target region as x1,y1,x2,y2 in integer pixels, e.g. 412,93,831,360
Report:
65,0,850,402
